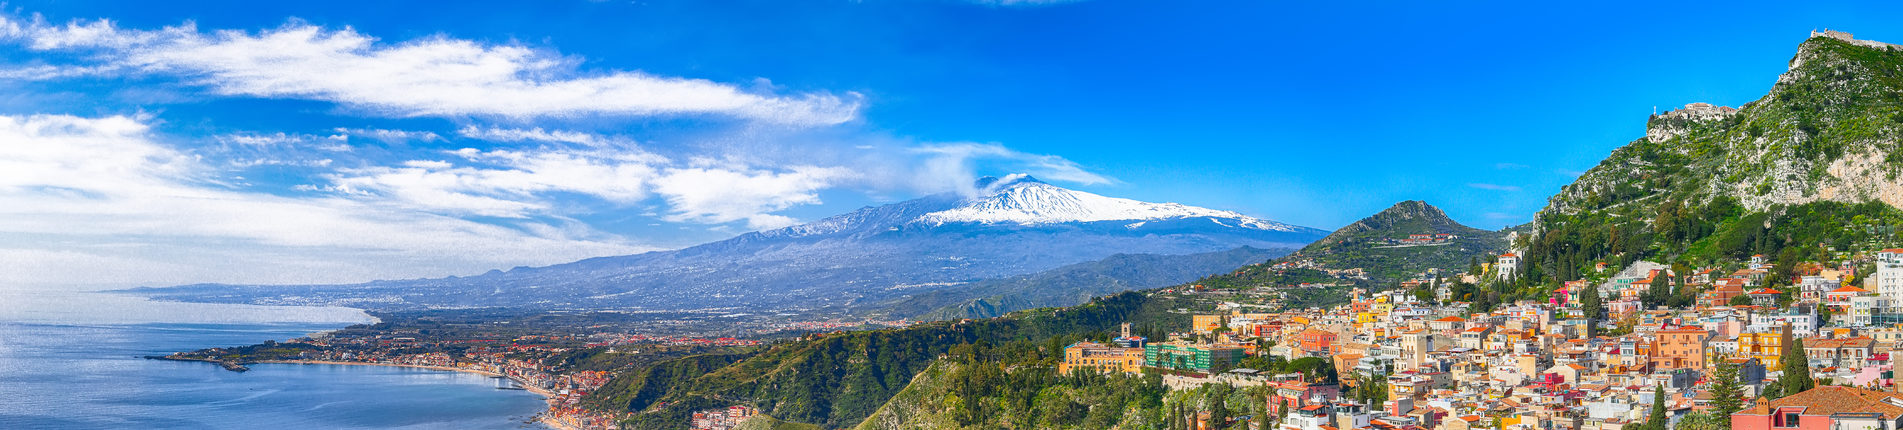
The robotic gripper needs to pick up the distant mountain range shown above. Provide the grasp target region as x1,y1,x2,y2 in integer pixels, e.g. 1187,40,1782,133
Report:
129,175,1324,312
866,246,1287,321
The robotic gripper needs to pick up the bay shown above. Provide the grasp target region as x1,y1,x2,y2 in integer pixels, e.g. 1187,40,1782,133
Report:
0,291,553,429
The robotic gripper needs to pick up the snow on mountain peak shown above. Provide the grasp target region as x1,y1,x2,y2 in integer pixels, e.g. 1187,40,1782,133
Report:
916,178,1301,231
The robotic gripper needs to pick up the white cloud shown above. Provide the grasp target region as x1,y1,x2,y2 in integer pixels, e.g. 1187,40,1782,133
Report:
913,142,1110,195
0,63,120,80
334,127,441,144
0,15,861,125
323,147,660,218
650,165,853,229
0,113,645,290
458,125,609,146
1468,183,1522,192
320,143,850,231
217,131,346,147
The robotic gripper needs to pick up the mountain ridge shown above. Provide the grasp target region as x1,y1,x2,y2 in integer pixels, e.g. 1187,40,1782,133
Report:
1525,31,1903,281
129,176,1325,312
865,246,1289,321
1195,200,1513,299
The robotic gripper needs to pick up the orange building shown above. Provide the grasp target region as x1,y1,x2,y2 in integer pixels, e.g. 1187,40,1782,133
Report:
1651,327,1709,370
1058,342,1144,374
1296,329,1338,355
1191,315,1224,333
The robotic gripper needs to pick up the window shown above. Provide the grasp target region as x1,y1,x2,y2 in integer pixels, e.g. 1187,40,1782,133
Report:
1776,411,1799,428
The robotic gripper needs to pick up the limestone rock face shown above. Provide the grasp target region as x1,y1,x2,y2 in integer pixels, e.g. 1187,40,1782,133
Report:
1545,31,1903,222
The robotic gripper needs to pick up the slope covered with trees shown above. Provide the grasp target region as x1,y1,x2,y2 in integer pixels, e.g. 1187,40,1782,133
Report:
591,291,1197,429
1526,34,1903,285
868,246,1288,321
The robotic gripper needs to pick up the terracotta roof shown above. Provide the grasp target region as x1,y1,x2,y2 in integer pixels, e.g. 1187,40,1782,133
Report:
1734,386,1903,419
1434,316,1468,322
1807,337,1875,349
1749,288,1781,295
1829,286,1870,294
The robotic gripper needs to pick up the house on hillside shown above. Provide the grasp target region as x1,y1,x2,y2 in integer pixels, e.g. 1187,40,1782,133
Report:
1496,253,1520,280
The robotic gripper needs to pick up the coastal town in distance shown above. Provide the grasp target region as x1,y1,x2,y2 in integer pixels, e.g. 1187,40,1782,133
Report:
157,243,1903,430
9,2,1903,430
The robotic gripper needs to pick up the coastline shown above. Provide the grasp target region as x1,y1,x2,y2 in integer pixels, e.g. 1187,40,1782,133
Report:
249,360,585,430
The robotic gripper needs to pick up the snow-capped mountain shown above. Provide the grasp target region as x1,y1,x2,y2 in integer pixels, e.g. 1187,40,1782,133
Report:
134,176,1326,312
916,175,1305,231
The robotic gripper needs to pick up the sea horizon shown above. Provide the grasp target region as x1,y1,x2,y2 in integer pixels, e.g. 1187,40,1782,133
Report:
0,292,554,429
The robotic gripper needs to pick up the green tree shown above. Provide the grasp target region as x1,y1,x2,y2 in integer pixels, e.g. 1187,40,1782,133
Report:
1644,384,1668,430
1771,337,1815,399
1729,294,1752,307
1206,386,1231,430
1579,281,1604,336
1673,411,1729,430
1708,360,1744,416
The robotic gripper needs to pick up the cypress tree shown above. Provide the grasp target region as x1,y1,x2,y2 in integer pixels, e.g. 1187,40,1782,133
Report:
1579,281,1604,336
1774,337,1814,398
1645,384,1667,430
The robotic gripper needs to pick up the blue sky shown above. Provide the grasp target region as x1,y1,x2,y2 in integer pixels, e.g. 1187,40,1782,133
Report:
1,0,1900,289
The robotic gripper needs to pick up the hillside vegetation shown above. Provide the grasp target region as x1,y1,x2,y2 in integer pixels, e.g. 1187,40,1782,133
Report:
592,292,1200,429
1182,201,1513,311
868,246,1287,321
1527,34,1903,283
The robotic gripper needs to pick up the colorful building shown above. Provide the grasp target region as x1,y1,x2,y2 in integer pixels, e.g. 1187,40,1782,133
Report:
1737,325,1793,369
1059,341,1144,374
1650,327,1708,370
1144,341,1245,373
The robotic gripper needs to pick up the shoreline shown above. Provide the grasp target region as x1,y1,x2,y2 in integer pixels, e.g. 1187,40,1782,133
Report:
247,360,585,430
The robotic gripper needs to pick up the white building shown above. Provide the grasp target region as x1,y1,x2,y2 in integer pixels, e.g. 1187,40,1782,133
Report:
1852,295,1888,327
1497,253,1521,280
1751,305,1820,338
1879,249,1903,312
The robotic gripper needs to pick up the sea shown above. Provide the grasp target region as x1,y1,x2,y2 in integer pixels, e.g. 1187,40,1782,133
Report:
0,290,553,429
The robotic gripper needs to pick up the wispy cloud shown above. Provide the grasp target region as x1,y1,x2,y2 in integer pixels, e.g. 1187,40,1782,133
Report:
913,142,1110,196
458,126,612,146
1468,183,1521,192
0,113,644,289
0,15,862,125
334,127,441,144
650,165,853,229
317,141,853,230
320,147,661,218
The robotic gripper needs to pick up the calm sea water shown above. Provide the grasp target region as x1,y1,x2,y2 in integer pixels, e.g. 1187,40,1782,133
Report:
0,291,553,429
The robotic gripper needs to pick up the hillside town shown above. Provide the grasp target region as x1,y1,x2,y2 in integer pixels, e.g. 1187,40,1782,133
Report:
153,327,780,430
1061,248,1903,430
